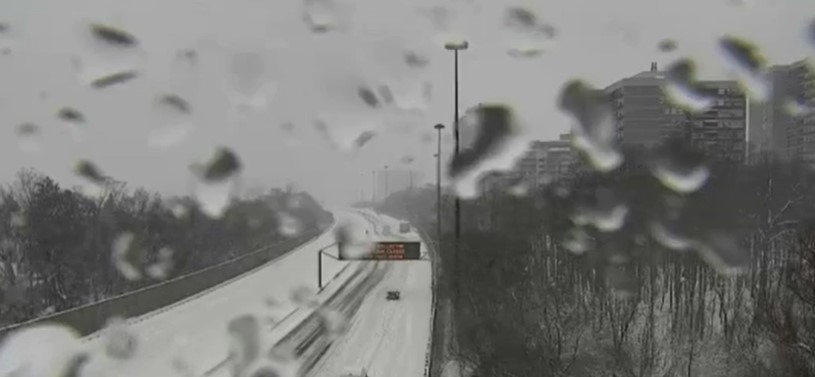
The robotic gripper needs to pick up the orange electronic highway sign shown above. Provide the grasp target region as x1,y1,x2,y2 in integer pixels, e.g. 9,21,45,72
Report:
339,241,421,261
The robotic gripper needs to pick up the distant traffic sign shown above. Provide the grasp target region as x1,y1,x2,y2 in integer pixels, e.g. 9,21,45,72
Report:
339,241,421,260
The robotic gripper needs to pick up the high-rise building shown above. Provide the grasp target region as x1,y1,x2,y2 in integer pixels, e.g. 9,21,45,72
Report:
683,81,747,163
603,62,747,163
779,60,815,164
746,59,815,164
480,133,580,194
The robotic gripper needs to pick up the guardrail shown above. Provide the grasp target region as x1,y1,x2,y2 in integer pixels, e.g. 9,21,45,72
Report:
0,220,332,342
416,226,438,377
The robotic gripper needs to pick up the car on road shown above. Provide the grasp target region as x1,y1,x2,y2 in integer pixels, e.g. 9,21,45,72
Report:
340,366,369,377
387,290,400,300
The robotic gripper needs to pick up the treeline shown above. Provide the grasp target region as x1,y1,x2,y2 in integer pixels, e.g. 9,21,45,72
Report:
378,151,815,377
0,168,331,328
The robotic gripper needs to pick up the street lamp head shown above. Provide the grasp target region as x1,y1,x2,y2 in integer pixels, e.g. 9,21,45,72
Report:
444,41,469,50
434,123,445,130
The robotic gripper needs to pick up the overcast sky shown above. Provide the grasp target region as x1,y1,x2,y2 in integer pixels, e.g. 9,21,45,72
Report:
0,0,811,204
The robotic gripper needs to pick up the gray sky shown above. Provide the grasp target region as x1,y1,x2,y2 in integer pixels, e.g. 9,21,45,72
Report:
0,0,811,204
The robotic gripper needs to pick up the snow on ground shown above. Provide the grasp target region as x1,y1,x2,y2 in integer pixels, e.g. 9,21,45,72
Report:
77,209,376,377
306,220,432,377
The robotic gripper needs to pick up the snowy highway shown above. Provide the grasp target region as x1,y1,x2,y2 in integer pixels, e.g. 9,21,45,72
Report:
69,209,434,377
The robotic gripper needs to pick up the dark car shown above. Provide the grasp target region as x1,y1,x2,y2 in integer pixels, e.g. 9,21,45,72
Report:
386,290,400,300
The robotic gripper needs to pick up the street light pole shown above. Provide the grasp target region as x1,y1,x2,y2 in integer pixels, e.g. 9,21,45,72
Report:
444,40,468,307
384,165,389,198
434,123,445,258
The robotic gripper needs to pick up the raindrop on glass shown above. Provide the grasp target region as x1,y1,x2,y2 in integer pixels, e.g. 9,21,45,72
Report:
16,123,40,153
228,52,274,112
664,59,714,112
401,155,415,164
289,285,318,307
111,232,142,281
58,107,85,123
227,315,261,376
658,39,677,52
353,130,376,149
74,159,108,198
377,85,395,105
0,324,81,377
76,23,142,88
357,86,380,108
503,6,556,58
318,307,349,338
692,233,748,275
447,105,522,198
10,210,25,228
149,94,193,149
104,317,138,360
718,36,770,101
562,227,591,255
146,247,174,280
302,0,343,33
650,139,709,194
277,211,303,237
90,70,138,89
404,51,429,68
200,147,242,182
650,222,691,251
605,266,637,299
558,80,622,172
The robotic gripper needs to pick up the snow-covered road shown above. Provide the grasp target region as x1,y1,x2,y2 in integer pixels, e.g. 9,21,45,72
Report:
306,213,432,377
78,209,373,377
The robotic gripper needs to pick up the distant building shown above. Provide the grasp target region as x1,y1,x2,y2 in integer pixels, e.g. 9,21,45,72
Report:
746,59,815,164
480,133,580,194
684,81,747,163
603,62,747,163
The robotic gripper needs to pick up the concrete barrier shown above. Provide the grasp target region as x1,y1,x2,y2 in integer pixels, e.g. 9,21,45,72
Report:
0,222,331,342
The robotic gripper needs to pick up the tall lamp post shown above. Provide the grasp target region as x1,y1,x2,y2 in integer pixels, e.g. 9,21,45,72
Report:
444,40,468,307
384,165,389,199
434,123,445,258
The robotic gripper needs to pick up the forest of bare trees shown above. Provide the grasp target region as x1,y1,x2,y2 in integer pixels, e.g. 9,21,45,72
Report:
0,168,331,328
378,151,815,377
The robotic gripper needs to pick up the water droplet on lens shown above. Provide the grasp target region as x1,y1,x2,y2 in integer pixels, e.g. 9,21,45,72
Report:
318,307,349,338
227,315,261,376
718,36,770,101
503,7,556,58
447,105,522,198
558,80,622,172
401,155,415,164
0,325,81,377
664,59,714,112
404,51,429,68
562,227,591,255
91,70,138,89
111,232,142,281
807,19,815,47
302,0,343,33
90,24,138,47
289,285,318,307
650,222,691,251
605,266,636,299
104,317,138,360
150,94,193,149
353,130,376,149
277,211,303,237
146,247,174,280
650,139,709,193
76,23,142,88
692,233,748,275
59,107,85,123
200,147,242,182
377,85,395,105
357,86,380,108
16,123,40,153
658,39,677,52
